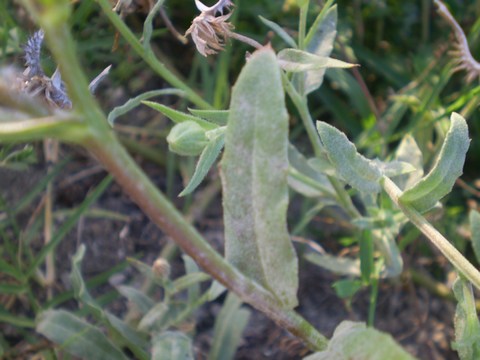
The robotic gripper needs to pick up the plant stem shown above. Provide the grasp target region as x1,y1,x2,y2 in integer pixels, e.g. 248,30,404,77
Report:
26,2,328,350
96,0,212,110
382,176,480,291
283,75,361,219
85,130,328,350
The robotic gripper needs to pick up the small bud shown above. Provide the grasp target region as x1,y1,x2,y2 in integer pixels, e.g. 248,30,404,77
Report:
167,121,209,156
152,258,171,280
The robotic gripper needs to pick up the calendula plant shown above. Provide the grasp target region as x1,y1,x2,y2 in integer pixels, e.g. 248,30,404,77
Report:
1,0,480,358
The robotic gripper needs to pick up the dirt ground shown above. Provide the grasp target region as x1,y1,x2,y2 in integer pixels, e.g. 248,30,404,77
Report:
0,145,459,359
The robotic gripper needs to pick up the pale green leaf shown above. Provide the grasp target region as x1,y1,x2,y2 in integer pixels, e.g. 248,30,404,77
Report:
36,310,129,360
288,144,335,198
452,276,480,360
332,279,363,299
188,108,229,126
305,252,360,276
371,159,416,178
137,303,168,333
152,332,194,360
304,321,416,360
207,281,227,301
278,49,355,73
116,285,154,315
142,101,217,130
107,89,185,126
469,210,480,265
317,121,382,193
221,47,298,308
392,135,424,190
70,246,149,356
208,293,250,360
258,16,297,48
400,113,470,213
302,4,338,94
179,132,224,196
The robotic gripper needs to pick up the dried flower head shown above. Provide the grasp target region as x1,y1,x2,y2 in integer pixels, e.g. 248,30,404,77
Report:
18,30,111,109
435,0,480,83
186,0,235,57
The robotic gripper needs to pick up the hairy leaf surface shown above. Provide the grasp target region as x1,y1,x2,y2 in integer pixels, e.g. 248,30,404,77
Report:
452,277,480,360
400,113,470,213
317,121,382,193
304,321,416,360
221,47,298,308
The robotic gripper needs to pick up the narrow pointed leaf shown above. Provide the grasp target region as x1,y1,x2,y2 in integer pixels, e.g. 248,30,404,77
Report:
452,276,480,360
142,101,217,130
107,89,185,126
258,16,297,48
221,47,298,308
179,133,224,196
115,285,154,315
152,332,194,360
317,121,382,193
278,49,355,72
188,108,229,126
36,310,129,360
400,113,470,212
304,321,416,360
208,293,250,360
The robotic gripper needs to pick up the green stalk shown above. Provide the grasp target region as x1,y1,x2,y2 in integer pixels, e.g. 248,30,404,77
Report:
96,0,211,110
382,176,480,290
17,0,328,350
283,75,361,219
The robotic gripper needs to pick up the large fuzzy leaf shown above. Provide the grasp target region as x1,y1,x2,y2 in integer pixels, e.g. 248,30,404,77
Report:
304,321,416,360
220,47,298,308
400,113,470,213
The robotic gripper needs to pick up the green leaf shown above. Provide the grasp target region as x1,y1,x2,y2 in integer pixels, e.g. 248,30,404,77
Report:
107,89,185,126
287,144,335,198
221,47,298,308
304,321,416,360
208,293,250,360
188,108,229,126
371,159,416,178
70,246,149,357
142,101,217,130
332,279,363,299
317,121,382,193
302,3,338,95
278,49,355,73
452,276,480,360
152,332,194,360
399,113,470,213
258,16,297,48
179,132,224,196
36,310,129,360
116,285,154,315
393,134,424,190
304,252,360,276
469,210,480,265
